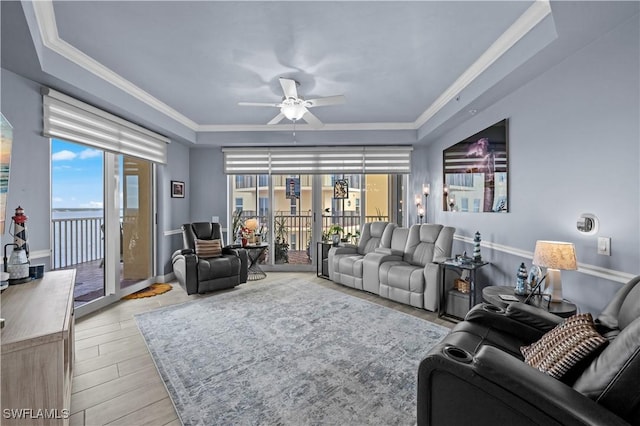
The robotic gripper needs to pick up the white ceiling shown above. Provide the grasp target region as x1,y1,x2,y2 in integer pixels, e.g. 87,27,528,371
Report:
2,1,638,146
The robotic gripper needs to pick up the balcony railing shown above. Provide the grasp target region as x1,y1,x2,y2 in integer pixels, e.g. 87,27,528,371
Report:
52,214,391,270
238,212,390,251
52,217,104,269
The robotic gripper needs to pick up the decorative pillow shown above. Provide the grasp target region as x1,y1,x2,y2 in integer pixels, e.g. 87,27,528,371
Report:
521,313,607,380
194,239,222,258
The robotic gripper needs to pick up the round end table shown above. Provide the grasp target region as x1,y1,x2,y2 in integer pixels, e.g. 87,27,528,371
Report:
482,285,577,318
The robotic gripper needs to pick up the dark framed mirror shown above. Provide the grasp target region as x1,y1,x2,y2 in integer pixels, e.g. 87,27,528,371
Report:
443,119,509,213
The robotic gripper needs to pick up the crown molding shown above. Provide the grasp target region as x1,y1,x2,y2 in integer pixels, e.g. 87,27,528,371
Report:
197,122,416,132
32,0,199,131
32,0,550,134
414,0,552,128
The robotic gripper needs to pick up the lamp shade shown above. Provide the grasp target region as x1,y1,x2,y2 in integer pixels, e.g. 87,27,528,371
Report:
244,218,259,231
532,241,577,270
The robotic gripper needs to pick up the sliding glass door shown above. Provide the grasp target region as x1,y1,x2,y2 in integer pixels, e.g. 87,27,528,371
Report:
51,139,155,310
229,173,405,271
119,155,153,289
51,139,105,306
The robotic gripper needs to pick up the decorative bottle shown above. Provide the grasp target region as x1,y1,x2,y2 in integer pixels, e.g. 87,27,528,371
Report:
515,262,529,295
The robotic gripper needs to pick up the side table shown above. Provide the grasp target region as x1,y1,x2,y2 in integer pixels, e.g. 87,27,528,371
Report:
317,242,333,279
482,285,577,318
244,243,268,281
439,260,489,321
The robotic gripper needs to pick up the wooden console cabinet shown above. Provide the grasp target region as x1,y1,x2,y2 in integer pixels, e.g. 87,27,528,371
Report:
1,269,75,425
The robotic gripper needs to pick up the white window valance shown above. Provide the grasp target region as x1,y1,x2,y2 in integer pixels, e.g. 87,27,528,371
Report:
42,87,170,164
222,146,413,175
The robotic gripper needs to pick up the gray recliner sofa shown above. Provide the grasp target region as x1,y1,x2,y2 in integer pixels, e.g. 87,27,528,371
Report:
375,224,455,311
362,226,410,295
328,221,396,290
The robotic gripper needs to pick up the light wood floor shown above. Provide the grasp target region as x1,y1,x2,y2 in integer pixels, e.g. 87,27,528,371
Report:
70,272,453,426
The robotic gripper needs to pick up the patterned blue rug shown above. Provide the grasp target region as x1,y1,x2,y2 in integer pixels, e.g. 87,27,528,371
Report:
135,277,449,425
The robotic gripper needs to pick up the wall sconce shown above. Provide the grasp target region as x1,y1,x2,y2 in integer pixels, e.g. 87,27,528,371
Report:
577,213,599,235
422,184,430,222
415,194,423,224
423,184,430,198
449,197,455,212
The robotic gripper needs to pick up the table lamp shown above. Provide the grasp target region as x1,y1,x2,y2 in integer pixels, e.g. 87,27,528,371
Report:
244,218,259,242
532,240,577,302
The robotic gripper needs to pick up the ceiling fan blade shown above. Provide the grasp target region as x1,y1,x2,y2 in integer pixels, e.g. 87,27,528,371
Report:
306,95,346,108
302,109,324,129
238,102,280,107
279,78,298,99
267,112,286,125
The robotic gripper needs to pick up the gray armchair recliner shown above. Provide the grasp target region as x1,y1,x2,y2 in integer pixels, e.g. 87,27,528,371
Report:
172,222,248,295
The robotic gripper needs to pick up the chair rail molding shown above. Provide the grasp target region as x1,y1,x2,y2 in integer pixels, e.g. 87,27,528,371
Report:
454,234,635,284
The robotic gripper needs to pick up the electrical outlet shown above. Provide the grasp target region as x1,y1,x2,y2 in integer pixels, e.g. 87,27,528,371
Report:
212,216,220,223
597,237,611,256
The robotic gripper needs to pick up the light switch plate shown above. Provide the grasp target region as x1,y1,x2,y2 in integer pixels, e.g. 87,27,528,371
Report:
597,237,611,256
212,216,220,223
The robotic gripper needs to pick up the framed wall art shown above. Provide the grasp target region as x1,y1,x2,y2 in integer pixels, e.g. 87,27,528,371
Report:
0,113,13,234
333,179,348,199
285,177,300,199
442,119,509,213
171,180,185,198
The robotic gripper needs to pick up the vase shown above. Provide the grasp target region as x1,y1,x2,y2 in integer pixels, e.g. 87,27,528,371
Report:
242,237,248,247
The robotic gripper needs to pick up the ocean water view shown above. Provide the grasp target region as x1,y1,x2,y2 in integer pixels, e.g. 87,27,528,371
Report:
53,209,124,220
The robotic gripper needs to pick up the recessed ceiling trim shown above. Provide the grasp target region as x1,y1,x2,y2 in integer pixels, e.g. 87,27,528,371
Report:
32,0,550,134
198,122,416,132
413,0,551,128
32,0,199,131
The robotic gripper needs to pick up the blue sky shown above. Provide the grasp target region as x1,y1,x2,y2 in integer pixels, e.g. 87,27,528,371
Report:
51,139,103,209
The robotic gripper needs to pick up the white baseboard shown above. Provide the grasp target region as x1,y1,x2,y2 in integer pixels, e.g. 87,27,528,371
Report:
454,235,635,284
155,272,176,283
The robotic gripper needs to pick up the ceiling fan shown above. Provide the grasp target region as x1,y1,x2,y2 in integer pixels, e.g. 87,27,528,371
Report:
238,77,345,129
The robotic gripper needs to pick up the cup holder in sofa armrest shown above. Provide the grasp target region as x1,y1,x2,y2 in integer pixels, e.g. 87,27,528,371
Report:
482,303,506,314
442,345,473,364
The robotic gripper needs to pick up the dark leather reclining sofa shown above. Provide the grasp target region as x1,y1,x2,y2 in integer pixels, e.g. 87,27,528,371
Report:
418,275,640,426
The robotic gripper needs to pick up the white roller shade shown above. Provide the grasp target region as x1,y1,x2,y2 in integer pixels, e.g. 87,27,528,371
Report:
43,88,169,164
223,146,412,175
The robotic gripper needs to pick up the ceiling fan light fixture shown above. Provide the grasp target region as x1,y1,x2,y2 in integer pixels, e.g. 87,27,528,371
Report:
281,102,306,121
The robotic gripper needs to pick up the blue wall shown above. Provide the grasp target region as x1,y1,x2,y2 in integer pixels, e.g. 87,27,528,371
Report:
415,16,639,315
1,70,52,269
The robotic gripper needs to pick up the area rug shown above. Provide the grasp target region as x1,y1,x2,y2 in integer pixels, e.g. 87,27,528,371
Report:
135,277,449,425
122,283,172,300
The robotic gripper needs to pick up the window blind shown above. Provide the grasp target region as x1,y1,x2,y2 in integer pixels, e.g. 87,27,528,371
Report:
42,87,170,164
223,146,412,175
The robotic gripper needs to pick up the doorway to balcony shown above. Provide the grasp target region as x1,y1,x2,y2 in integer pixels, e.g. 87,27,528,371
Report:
229,173,403,272
51,139,154,308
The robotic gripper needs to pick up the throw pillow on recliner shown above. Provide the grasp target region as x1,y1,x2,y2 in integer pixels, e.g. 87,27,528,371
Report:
195,239,223,258
521,313,607,380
